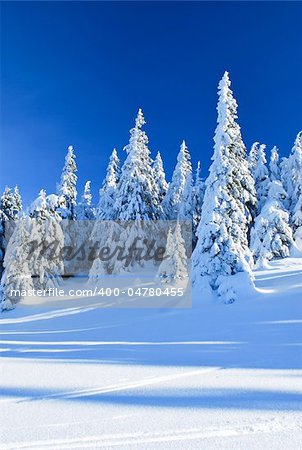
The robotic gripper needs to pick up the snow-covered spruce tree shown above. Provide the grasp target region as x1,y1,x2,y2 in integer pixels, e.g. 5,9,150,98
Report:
289,132,302,247
0,217,33,311
153,151,168,204
156,223,188,282
90,219,151,278
0,186,22,220
97,148,120,220
251,143,270,213
177,165,193,251
88,151,120,276
114,109,161,220
45,194,61,219
27,190,64,289
162,140,192,220
115,108,163,270
287,132,302,211
178,166,193,222
192,161,205,247
192,71,256,303
248,142,259,173
69,182,95,275
82,181,92,208
14,186,22,213
269,146,281,182
89,150,120,278
58,145,78,219
76,181,95,220
1,190,65,310
250,180,293,267
91,110,161,276
0,186,22,278
0,211,6,278
292,191,302,248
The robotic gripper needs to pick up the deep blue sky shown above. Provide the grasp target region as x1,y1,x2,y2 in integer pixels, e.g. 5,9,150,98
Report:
1,1,302,205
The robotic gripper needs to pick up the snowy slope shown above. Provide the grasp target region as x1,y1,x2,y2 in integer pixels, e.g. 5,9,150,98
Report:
1,258,302,449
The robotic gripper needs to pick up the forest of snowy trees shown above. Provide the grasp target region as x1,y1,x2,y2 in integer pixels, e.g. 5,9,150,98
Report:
1,71,301,309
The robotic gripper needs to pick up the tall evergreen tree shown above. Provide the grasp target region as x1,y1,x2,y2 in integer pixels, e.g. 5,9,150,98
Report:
287,132,302,211
162,140,192,220
14,186,22,214
0,186,21,220
250,180,293,267
192,161,205,246
1,190,64,310
248,142,259,173
156,223,188,282
289,132,302,246
89,150,120,278
192,71,256,301
114,109,160,220
0,187,23,277
0,212,5,278
28,189,64,284
251,143,270,212
97,148,120,220
76,181,95,220
269,146,281,182
292,192,302,248
82,181,92,206
58,145,78,219
28,189,50,220
0,218,33,311
178,167,193,222
153,151,168,204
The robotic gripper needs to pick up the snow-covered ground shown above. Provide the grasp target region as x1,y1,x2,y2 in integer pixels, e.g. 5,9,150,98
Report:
1,258,302,449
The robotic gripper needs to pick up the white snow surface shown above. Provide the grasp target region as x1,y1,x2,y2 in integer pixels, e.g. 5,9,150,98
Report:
1,258,302,449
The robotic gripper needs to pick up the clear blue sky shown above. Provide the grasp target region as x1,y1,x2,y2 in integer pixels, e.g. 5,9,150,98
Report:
1,1,301,205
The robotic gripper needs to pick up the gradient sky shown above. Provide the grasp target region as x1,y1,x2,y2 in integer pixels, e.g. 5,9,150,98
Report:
1,1,302,205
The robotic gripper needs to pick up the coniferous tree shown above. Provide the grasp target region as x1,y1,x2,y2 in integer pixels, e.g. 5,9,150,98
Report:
0,187,22,277
0,186,21,220
82,181,92,207
91,111,160,277
89,150,120,278
289,132,302,246
156,223,188,282
248,142,259,173
14,186,22,214
0,212,6,278
45,194,61,218
250,180,293,267
97,148,120,220
58,145,78,219
287,132,302,212
177,167,193,222
72,182,95,274
162,140,192,220
76,181,95,220
28,189,64,287
192,72,256,302
292,192,302,247
114,109,161,220
0,217,33,310
251,143,270,212
1,190,64,310
153,151,168,205
269,146,281,182
192,161,205,246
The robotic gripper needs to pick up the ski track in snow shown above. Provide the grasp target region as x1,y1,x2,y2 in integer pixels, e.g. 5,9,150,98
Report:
2,420,302,450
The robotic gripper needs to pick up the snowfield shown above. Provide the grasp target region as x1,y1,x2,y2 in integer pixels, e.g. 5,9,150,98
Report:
1,258,302,449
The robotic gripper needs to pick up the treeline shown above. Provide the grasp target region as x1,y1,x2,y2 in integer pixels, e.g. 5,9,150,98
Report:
0,71,301,308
